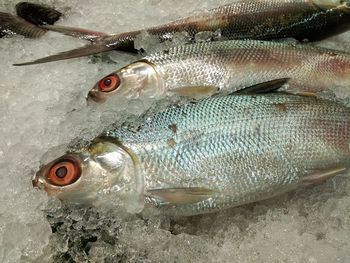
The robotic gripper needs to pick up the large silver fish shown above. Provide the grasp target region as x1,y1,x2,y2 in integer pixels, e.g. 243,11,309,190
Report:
14,0,350,65
33,90,350,216
88,40,350,103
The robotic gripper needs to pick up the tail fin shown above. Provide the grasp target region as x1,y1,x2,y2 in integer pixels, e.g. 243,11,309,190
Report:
41,24,109,41
13,33,139,66
0,11,46,38
13,43,115,66
15,1,108,41
1,1,63,39
15,2,62,26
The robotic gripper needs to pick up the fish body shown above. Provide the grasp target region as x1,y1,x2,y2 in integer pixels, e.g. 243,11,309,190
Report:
0,2,61,38
16,0,350,65
33,93,350,216
89,40,350,102
0,12,46,38
15,2,62,26
124,0,350,42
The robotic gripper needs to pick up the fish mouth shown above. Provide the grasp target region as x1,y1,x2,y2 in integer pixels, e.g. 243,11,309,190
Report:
87,89,107,103
32,172,45,189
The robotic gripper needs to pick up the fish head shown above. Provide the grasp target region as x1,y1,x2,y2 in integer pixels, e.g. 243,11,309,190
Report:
88,61,162,103
313,0,350,11
33,140,144,212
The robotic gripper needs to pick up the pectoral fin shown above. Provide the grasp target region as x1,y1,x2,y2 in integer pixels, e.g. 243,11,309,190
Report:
146,187,215,204
235,78,290,95
299,167,347,186
171,85,218,99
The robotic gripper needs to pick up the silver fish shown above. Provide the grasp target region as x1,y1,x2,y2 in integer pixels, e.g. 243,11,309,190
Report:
88,40,350,103
33,90,350,216
14,0,350,65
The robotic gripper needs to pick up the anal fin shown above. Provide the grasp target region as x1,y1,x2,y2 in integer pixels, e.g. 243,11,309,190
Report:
146,187,215,204
299,167,347,186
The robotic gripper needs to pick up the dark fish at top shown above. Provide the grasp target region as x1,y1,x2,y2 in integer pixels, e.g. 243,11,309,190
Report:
15,2,62,26
14,0,350,65
0,2,61,39
0,12,46,38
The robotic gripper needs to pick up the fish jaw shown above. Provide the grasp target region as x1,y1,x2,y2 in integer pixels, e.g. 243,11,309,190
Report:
33,140,144,213
88,61,163,103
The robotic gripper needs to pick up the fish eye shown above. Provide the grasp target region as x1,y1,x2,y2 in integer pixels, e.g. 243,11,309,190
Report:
98,74,120,93
47,158,81,186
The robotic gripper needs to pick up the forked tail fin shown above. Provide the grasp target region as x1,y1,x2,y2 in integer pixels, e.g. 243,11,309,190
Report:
9,2,141,65
13,32,139,66
13,43,114,66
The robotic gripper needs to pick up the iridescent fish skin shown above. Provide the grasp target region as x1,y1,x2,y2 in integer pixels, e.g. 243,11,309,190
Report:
88,40,350,102
111,0,350,42
33,94,350,216
15,0,350,65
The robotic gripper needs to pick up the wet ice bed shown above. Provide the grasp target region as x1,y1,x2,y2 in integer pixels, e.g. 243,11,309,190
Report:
0,0,350,262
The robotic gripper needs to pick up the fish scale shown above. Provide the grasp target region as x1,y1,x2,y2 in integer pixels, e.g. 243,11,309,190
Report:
107,0,350,43
144,40,350,96
16,0,350,65
101,94,350,215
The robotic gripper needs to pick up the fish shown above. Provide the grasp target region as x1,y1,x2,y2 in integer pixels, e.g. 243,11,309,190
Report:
32,85,350,216
15,2,62,26
0,2,61,38
0,11,47,38
14,0,350,66
88,39,350,103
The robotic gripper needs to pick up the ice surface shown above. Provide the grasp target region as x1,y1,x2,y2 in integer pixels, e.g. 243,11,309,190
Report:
1,0,350,262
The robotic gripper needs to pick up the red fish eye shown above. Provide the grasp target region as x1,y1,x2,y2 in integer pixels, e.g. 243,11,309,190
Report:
98,74,120,93
47,159,81,186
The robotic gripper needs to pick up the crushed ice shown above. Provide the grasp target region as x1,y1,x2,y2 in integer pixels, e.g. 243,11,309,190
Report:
1,0,350,262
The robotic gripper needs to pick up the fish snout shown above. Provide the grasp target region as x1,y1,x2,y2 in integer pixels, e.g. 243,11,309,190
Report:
32,173,45,189
87,88,107,103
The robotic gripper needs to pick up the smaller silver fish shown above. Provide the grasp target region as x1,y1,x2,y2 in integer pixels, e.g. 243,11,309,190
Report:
88,40,350,103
